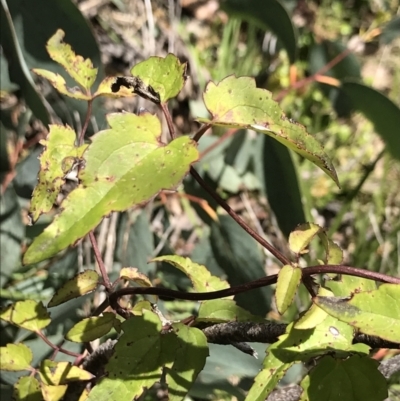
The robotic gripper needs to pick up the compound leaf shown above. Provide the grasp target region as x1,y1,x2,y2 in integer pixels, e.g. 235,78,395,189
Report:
24,112,198,264
166,323,208,401
48,270,100,307
0,343,32,371
13,376,42,401
29,124,88,223
153,255,230,293
0,300,51,331
46,29,97,92
130,54,187,102
65,313,116,343
199,76,338,186
315,284,400,343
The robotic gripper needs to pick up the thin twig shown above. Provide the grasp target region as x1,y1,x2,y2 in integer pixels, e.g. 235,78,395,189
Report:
36,330,82,358
190,166,291,265
192,122,212,143
89,231,112,291
78,99,93,145
160,102,176,140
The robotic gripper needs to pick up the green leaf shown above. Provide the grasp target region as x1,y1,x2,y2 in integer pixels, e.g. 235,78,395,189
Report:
315,284,400,343
86,310,177,401
65,313,116,343
325,275,377,297
0,343,32,371
199,75,339,186
261,137,306,237
46,29,97,92
166,323,209,401
275,265,302,315
41,382,68,401
295,287,332,330
39,360,94,385
32,69,92,100
221,0,297,63
29,124,88,223
245,349,293,401
94,76,135,98
319,234,343,265
339,80,400,161
23,112,199,264
197,299,263,323
13,376,42,401
210,215,271,315
0,300,51,331
288,223,322,255
153,255,230,293
307,355,387,401
130,54,187,102
48,270,100,308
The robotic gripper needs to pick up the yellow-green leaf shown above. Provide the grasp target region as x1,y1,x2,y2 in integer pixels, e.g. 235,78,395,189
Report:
93,76,135,98
153,255,230,293
275,265,302,315
0,343,32,371
119,267,152,287
48,270,100,307
315,284,400,343
288,222,323,255
13,376,42,401
46,29,97,91
198,75,339,186
39,360,94,385
65,313,116,343
0,300,51,331
29,124,88,223
41,382,68,401
32,69,91,100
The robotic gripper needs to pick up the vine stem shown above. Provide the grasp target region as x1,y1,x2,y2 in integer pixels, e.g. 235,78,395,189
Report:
36,330,81,358
189,166,292,266
97,264,400,314
78,99,93,146
160,102,176,140
89,231,112,291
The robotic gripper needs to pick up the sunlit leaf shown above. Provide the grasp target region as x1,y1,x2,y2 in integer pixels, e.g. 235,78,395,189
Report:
93,76,135,99
0,343,32,371
46,29,97,91
119,267,152,288
86,310,177,401
65,313,116,343
13,376,42,401
39,360,94,385
198,76,339,186
275,265,302,315
32,69,91,100
23,112,198,264
48,270,100,307
315,284,400,343
130,54,187,102
29,125,88,223
166,323,209,401
0,300,51,331
41,382,68,401
153,255,230,293
288,223,323,255
319,233,343,265
325,275,377,297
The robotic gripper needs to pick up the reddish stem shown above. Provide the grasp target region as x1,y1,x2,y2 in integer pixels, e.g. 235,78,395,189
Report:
160,103,176,140
36,331,81,358
78,99,93,145
89,231,112,291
